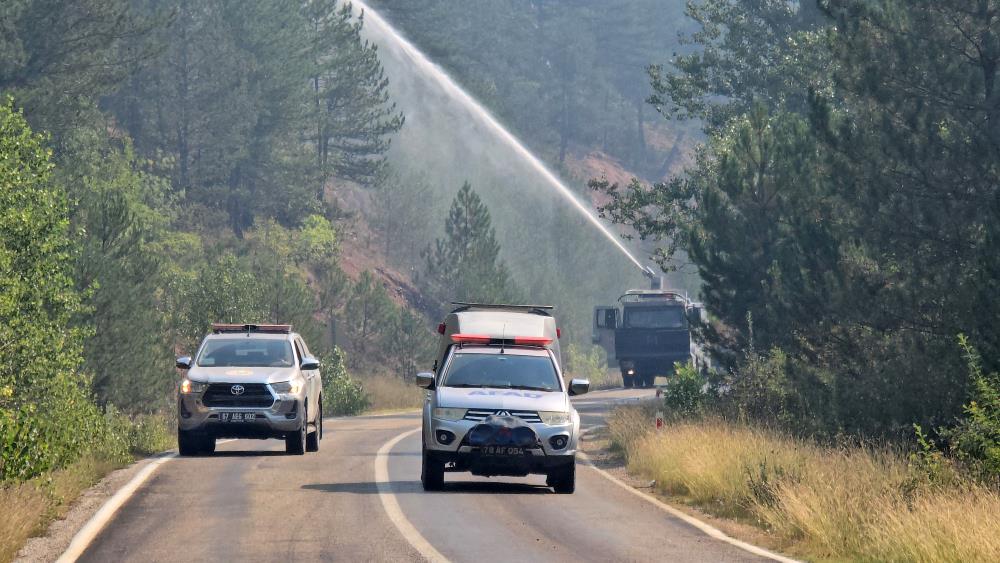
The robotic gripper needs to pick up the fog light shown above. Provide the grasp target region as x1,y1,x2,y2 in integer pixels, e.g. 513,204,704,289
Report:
436,430,455,445
549,435,569,450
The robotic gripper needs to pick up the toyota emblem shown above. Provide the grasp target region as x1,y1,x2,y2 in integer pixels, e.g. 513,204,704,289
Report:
230,384,245,395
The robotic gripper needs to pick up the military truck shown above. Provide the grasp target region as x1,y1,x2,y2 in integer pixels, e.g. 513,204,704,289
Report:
593,274,702,388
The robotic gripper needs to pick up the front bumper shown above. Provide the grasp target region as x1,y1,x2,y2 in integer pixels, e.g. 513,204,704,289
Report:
177,389,305,438
424,417,578,476
427,447,574,477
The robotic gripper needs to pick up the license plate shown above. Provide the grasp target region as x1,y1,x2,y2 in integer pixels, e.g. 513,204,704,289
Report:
481,446,525,456
220,412,256,422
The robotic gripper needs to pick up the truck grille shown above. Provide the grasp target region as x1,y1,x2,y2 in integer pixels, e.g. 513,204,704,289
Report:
202,383,274,408
463,409,542,423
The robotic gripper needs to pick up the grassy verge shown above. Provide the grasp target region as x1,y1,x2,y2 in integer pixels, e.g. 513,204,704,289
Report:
0,413,174,563
608,406,1000,562
362,375,424,412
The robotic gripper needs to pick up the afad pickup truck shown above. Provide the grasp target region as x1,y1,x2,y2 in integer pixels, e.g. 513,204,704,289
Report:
416,303,589,493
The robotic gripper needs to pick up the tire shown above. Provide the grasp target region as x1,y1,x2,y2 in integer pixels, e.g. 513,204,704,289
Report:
421,447,445,491
200,436,216,454
306,404,321,452
643,373,656,388
178,429,200,456
622,372,634,388
549,461,576,494
286,406,307,455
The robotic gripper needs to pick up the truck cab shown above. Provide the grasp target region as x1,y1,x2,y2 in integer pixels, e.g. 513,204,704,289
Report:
593,289,702,388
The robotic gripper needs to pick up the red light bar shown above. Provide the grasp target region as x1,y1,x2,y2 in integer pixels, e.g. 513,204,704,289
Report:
450,333,492,344
513,336,553,346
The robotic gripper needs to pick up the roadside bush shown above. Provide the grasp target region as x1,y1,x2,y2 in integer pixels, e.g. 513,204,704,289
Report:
941,336,1000,480
662,361,706,418
564,343,615,389
321,347,369,416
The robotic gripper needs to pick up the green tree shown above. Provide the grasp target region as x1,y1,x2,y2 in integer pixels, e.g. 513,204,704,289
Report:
304,0,405,189
0,0,154,140
423,182,521,313
0,99,100,480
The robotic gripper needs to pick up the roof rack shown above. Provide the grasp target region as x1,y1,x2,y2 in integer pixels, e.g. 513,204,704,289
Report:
211,323,292,334
618,290,690,304
450,302,554,316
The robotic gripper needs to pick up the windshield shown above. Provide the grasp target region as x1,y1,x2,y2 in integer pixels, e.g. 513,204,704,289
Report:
197,338,294,367
443,353,560,391
625,307,687,329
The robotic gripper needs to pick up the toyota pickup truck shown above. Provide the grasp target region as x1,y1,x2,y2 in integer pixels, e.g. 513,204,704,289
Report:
175,323,323,455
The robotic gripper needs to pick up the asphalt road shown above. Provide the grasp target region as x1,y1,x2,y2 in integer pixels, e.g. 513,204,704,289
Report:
76,388,768,562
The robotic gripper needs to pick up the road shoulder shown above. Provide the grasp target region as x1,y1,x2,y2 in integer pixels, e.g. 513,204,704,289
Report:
579,427,797,563
15,455,162,563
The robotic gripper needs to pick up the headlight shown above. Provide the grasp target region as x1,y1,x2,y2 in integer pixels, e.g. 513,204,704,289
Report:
180,379,207,394
271,378,304,394
432,407,467,421
538,411,571,425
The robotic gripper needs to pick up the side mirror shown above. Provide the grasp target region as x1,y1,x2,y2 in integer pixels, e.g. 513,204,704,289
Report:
176,356,192,370
301,357,321,371
415,372,435,389
687,305,704,324
569,378,590,396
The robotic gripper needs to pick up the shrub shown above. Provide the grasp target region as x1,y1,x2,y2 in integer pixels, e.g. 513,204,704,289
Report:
564,343,615,389
321,347,369,416
662,361,706,417
941,336,1000,479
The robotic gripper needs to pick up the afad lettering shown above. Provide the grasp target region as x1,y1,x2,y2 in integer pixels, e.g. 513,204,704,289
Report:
468,390,543,399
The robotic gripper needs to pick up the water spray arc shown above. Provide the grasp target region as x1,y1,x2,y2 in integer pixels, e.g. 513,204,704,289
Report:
352,0,646,273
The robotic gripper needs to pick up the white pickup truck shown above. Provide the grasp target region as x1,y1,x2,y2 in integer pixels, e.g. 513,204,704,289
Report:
416,304,589,493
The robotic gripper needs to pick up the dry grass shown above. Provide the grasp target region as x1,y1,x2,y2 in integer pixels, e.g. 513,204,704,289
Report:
0,455,119,563
362,375,424,412
609,407,1000,562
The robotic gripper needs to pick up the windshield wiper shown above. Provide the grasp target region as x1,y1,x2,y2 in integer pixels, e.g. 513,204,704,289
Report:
505,385,553,391
445,383,490,388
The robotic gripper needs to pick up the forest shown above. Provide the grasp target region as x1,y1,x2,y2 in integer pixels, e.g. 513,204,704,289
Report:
0,0,997,531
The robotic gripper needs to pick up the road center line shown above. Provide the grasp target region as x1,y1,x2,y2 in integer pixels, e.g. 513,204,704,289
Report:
374,427,450,563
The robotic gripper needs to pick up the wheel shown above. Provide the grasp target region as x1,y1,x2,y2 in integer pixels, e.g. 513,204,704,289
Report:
548,461,576,494
622,371,634,388
643,373,656,388
421,447,444,491
200,436,216,454
286,406,307,455
306,404,321,452
178,429,200,456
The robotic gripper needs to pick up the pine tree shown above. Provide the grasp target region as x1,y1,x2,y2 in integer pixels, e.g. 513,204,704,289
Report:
423,182,521,312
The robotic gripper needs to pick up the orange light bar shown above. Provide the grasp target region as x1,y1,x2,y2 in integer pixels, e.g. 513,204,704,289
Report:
450,333,492,344
211,323,292,334
513,336,554,346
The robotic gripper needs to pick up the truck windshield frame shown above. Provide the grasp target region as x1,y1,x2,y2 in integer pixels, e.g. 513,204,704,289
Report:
442,351,561,391
624,306,687,329
196,338,295,368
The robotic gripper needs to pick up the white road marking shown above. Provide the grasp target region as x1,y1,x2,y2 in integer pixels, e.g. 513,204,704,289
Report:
578,428,799,563
57,453,175,563
56,439,237,563
375,428,450,563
